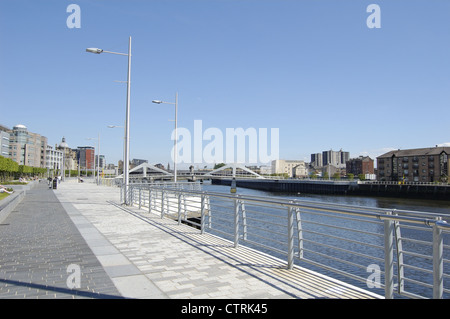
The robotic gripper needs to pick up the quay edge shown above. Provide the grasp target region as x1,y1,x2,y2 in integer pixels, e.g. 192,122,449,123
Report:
211,178,450,201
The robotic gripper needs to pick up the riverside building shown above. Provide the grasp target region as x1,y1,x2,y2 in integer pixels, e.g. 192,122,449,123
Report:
377,146,449,183
9,124,48,168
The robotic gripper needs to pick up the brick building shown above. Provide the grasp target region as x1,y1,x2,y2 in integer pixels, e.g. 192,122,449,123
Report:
376,146,449,183
346,156,374,176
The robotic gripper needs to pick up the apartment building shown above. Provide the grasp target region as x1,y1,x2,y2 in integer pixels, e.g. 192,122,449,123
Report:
323,149,350,168
310,153,323,168
9,124,48,168
377,146,449,182
46,145,63,171
0,124,10,158
271,159,308,178
311,149,349,169
346,156,374,176
77,146,95,170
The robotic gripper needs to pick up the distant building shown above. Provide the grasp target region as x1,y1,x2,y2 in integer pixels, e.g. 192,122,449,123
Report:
377,146,450,183
271,159,307,178
56,137,78,172
346,156,374,176
321,164,345,178
0,124,11,158
95,155,106,169
9,124,48,168
259,165,272,175
322,149,349,168
131,158,148,166
46,145,63,172
311,149,349,169
77,146,95,171
310,153,323,168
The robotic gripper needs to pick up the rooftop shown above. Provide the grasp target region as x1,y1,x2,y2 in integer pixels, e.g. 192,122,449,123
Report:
378,146,450,158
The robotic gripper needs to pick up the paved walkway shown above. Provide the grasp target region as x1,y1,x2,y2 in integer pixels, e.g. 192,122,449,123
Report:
0,180,383,300
0,181,121,298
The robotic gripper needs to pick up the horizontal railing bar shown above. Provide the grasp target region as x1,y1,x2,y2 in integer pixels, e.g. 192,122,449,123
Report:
300,209,383,226
302,247,384,273
301,230,384,252
243,208,288,220
244,216,287,229
401,250,433,261
246,231,288,247
246,224,288,238
208,215,234,225
302,219,384,238
146,186,449,228
402,277,434,289
301,239,384,264
398,237,432,247
402,263,433,274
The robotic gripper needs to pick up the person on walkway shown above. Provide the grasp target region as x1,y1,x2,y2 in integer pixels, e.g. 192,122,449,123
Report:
0,185,13,194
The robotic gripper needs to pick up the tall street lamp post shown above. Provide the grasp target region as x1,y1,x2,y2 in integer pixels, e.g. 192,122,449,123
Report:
152,92,178,183
86,37,132,204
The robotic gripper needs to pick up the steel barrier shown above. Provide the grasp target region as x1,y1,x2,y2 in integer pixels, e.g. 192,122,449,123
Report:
121,182,449,299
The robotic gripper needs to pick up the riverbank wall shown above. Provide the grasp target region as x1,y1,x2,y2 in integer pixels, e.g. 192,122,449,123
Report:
211,179,450,201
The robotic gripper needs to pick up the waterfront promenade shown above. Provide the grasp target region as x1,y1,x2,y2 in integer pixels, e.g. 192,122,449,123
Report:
0,179,382,299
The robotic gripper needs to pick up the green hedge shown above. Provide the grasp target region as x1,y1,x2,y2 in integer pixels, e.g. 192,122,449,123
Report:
0,155,46,182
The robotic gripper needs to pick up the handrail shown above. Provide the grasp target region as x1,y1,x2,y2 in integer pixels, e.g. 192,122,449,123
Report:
123,183,449,299
139,185,449,228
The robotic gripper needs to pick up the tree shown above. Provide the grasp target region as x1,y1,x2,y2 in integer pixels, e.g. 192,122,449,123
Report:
0,156,19,182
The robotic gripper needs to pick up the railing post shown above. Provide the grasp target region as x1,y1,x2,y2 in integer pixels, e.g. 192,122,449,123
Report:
207,196,212,229
148,187,152,214
294,206,304,260
138,187,142,210
200,192,206,234
433,218,444,299
129,185,133,206
233,195,240,248
384,211,394,299
177,193,182,225
183,194,187,221
287,204,294,270
393,214,404,295
241,199,247,241
161,190,165,219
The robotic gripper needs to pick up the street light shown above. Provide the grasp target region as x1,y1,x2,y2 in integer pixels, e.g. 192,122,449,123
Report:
86,37,132,204
152,92,178,183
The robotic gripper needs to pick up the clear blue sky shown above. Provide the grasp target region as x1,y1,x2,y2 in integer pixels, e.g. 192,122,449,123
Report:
1,0,449,169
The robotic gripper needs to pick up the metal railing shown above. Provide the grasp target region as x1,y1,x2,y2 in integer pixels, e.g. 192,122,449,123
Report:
121,182,450,299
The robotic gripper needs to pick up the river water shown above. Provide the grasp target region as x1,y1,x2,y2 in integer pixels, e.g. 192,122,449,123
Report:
201,181,450,215
196,181,450,299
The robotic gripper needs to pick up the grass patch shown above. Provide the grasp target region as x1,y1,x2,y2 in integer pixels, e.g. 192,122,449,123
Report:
0,192,11,201
2,181,27,185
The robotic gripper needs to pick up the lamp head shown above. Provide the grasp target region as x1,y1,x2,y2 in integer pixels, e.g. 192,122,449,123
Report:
86,48,103,54
152,100,163,104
